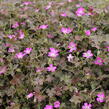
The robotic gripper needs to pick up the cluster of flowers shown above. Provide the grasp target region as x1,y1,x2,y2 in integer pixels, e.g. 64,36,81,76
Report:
26,93,60,109
1,0,108,109
82,92,105,109
26,91,105,109
15,48,32,59
32,39,105,75
75,5,95,17
61,26,97,36
85,27,97,36
48,45,104,67
44,101,60,109
8,30,25,40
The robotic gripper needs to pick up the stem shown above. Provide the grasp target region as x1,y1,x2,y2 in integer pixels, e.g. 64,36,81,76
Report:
38,103,41,109
89,85,101,97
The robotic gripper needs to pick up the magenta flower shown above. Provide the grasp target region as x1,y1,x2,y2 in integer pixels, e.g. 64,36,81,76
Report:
96,92,105,103
68,0,73,2
47,34,54,38
15,52,24,59
22,1,32,5
4,43,12,47
19,30,25,39
44,105,53,109
26,92,34,99
35,67,44,72
0,66,7,75
85,30,91,36
48,48,59,58
7,35,16,39
39,25,48,29
76,4,81,8
91,27,97,32
47,64,57,72
94,57,104,65
8,47,15,53
20,22,26,26
24,48,32,54
45,5,51,10
61,27,73,34
83,50,93,58
106,46,109,51
60,12,67,17
7,35,13,39
45,2,52,10
12,22,19,28
67,54,74,62
76,7,85,16
68,42,77,52
54,101,60,108
35,8,39,12
82,103,92,109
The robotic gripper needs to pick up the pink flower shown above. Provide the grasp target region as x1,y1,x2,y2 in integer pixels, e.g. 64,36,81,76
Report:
106,46,109,51
67,54,74,62
54,101,60,108
4,43,11,47
48,48,59,58
83,50,93,58
23,48,32,54
68,0,73,2
76,7,85,16
8,47,15,53
26,92,34,99
47,64,57,72
12,22,19,28
35,68,44,72
91,27,97,32
76,4,81,8
20,22,26,26
0,66,7,75
35,8,39,12
82,103,92,109
85,12,92,16
0,58,4,63
45,5,51,10
44,105,53,109
96,92,105,103
22,1,32,5
94,57,104,65
85,30,91,36
15,52,24,59
60,13,67,17
10,102,15,106
39,25,48,29
47,34,54,38
7,35,16,39
61,27,73,34
19,30,25,39
68,42,77,52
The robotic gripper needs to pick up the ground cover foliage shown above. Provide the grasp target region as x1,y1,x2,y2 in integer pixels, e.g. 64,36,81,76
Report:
0,0,109,109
